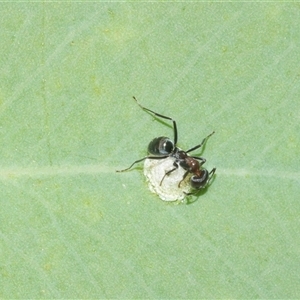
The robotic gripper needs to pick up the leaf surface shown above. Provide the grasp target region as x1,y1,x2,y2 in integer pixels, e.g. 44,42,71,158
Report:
1,3,299,298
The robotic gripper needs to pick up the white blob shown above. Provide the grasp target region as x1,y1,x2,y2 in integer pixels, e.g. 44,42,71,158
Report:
144,157,192,202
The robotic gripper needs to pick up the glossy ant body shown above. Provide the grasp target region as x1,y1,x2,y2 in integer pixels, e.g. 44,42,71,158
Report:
116,97,216,191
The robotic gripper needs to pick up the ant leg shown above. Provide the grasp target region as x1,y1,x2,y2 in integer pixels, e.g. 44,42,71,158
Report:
184,190,197,196
178,170,190,187
159,163,179,186
186,131,215,153
133,96,178,145
116,155,168,172
116,157,148,172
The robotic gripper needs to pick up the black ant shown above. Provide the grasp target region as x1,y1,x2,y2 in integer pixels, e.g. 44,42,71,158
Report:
116,97,216,192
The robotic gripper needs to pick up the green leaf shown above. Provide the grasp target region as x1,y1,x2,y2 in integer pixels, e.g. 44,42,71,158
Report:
1,3,299,298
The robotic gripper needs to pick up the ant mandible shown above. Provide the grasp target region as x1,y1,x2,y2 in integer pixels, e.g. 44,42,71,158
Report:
116,97,216,191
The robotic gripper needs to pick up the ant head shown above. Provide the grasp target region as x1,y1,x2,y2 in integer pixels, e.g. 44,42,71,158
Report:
190,169,209,189
148,137,174,156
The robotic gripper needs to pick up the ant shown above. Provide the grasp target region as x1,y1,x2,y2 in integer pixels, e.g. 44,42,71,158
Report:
116,97,216,192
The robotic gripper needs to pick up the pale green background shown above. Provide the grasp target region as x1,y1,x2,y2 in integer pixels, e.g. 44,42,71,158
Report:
0,3,299,298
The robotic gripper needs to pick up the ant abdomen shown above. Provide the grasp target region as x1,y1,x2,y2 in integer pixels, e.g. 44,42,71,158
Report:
148,137,174,156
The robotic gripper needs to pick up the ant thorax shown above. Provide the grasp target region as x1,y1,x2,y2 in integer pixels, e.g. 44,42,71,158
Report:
144,157,192,202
